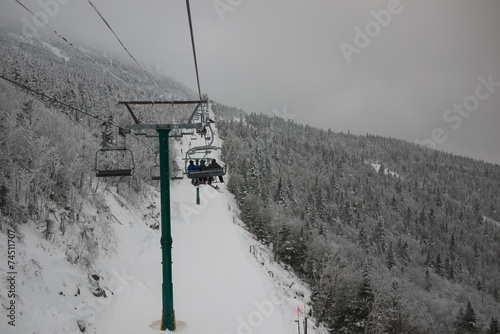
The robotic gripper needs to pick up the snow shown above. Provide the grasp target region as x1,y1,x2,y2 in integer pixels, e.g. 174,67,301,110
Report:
484,216,500,228
41,41,69,62
0,106,325,334
370,162,399,178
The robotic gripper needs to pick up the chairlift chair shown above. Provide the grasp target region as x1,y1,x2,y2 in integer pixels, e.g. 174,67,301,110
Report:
171,166,184,180
150,165,160,181
184,145,226,180
95,147,135,177
150,159,184,181
187,165,226,180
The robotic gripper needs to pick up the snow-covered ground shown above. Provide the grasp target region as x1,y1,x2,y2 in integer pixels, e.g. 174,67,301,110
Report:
1,107,325,333
369,162,399,178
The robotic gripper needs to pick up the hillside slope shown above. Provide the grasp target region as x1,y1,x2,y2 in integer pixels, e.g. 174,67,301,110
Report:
0,107,324,333
0,161,324,334
217,113,500,333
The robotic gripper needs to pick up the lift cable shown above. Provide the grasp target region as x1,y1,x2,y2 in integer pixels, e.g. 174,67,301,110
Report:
85,0,170,99
14,0,151,101
11,0,203,145
185,0,203,101
0,74,156,151
13,0,152,104
0,73,102,121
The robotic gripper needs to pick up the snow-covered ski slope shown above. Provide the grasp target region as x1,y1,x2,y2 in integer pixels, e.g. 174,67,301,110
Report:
1,106,326,333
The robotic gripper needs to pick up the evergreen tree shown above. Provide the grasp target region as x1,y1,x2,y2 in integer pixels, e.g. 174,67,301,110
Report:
454,301,480,333
436,188,443,207
418,208,427,225
487,318,499,334
391,195,399,213
376,217,387,253
332,267,375,333
428,208,437,226
274,176,285,206
358,226,369,253
425,268,432,291
386,242,396,269
0,183,9,215
435,253,443,276
450,233,457,261
447,262,455,281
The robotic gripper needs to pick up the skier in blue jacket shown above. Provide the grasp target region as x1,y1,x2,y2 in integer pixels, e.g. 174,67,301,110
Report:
187,160,198,185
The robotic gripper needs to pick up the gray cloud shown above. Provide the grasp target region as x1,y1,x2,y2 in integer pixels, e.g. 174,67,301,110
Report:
2,0,499,164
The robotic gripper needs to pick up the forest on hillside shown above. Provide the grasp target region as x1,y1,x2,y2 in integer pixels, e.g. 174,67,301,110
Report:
216,110,500,333
0,26,194,268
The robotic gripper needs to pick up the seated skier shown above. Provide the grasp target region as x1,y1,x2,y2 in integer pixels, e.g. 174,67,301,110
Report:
198,159,207,184
207,158,224,185
187,160,198,185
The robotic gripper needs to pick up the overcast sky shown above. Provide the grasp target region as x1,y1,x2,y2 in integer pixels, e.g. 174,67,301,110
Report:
2,0,500,164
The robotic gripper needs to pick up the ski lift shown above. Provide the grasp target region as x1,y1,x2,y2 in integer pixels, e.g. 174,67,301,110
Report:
171,165,184,180
150,152,161,181
95,118,135,177
151,168,184,181
185,145,226,180
187,164,225,180
150,166,160,180
150,153,184,181
95,147,135,177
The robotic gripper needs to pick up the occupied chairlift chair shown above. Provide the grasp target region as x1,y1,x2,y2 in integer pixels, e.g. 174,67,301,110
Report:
184,146,226,181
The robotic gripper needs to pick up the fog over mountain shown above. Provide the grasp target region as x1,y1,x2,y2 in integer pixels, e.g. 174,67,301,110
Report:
1,0,499,164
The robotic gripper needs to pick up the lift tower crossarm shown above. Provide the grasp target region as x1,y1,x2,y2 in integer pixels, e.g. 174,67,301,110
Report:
119,100,209,126
126,123,202,131
119,100,209,105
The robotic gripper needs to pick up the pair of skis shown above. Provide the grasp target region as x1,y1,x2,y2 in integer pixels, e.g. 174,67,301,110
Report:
192,182,222,192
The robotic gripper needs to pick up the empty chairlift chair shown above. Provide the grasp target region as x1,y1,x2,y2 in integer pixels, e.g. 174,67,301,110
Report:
150,165,160,181
95,147,135,177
